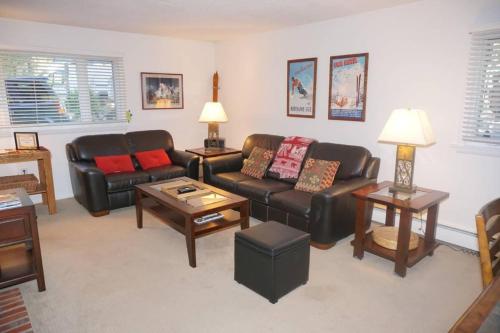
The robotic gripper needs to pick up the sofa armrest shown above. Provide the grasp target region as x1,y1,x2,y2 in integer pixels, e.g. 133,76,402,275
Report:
363,157,380,180
169,150,200,180
68,161,109,214
203,153,243,183
309,177,377,245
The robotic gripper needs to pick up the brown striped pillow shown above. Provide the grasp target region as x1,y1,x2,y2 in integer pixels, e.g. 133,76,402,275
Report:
241,147,275,179
294,158,340,193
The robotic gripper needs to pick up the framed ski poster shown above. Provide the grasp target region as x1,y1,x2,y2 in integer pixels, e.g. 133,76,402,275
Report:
287,58,317,118
328,53,369,121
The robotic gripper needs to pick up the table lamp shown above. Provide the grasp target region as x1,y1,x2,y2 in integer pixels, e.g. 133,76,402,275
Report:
198,101,228,149
378,108,435,193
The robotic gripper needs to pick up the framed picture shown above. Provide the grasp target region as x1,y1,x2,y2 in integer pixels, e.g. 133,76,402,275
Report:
328,53,369,121
287,58,317,118
14,132,39,150
141,72,184,109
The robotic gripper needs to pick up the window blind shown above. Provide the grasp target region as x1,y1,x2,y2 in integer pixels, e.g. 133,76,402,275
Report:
462,29,500,144
0,51,127,127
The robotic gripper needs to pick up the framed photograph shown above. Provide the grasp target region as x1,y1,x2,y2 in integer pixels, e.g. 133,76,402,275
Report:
14,132,39,150
141,72,184,109
328,53,369,121
287,58,317,118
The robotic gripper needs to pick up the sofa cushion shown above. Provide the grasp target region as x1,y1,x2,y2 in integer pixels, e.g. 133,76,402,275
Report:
72,134,129,161
125,130,175,154
105,171,149,193
241,147,275,179
236,179,294,204
145,165,186,182
295,158,340,193
306,142,371,180
94,154,135,175
210,172,255,192
269,190,313,218
242,134,285,159
135,149,172,170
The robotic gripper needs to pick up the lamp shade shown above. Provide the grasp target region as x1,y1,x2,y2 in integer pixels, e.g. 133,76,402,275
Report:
198,102,228,123
378,108,435,146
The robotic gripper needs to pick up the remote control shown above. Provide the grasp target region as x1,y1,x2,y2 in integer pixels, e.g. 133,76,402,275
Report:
177,186,196,194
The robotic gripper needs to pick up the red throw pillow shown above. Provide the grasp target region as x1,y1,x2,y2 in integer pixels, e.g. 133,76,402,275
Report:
135,149,172,170
94,155,135,175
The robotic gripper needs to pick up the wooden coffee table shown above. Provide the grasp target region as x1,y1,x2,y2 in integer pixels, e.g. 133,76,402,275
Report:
135,177,249,268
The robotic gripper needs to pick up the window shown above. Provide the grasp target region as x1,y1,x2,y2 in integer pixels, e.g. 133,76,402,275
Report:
0,51,126,127
462,29,500,145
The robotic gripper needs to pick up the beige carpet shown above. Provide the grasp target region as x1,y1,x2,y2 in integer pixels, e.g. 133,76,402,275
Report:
13,198,481,332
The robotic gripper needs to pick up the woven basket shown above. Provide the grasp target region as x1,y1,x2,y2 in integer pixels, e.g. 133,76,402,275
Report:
0,174,39,192
372,226,419,251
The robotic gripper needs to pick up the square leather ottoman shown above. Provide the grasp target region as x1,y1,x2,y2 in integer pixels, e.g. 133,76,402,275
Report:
234,221,310,303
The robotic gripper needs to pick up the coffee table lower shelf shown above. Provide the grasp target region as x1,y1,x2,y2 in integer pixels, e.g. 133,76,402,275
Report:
142,199,243,238
351,231,438,268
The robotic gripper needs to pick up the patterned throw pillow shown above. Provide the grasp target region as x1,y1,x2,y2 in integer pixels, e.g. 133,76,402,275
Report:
241,147,275,179
294,158,340,193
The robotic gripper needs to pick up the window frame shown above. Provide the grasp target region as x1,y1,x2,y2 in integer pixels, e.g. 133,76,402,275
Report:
0,49,128,129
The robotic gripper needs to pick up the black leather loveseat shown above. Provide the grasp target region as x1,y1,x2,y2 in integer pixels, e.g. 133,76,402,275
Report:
203,134,380,248
66,130,199,216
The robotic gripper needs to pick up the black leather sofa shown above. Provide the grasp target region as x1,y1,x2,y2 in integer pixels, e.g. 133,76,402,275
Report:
203,134,380,248
66,130,199,216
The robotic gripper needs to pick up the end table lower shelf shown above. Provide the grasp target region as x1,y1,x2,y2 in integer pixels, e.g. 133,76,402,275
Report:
351,230,439,268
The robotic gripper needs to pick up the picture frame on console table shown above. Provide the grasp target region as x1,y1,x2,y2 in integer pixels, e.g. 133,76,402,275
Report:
14,132,39,150
141,72,184,110
328,53,368,122
287,58,317,118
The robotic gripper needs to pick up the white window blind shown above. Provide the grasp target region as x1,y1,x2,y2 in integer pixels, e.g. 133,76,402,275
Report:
462,29,500,145
0,51,127,127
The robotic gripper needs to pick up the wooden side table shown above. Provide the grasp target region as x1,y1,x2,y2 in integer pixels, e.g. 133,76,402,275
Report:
185,147,242,180
185,147,241,159
352,181,449,277
0,188,46,291
0,147,57,214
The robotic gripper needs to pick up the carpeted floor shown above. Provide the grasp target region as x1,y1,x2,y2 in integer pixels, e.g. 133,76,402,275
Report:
10,198,481,332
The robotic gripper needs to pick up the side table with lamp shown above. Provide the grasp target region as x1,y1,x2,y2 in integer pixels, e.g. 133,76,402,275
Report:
187,72,242,179
352,108,449,277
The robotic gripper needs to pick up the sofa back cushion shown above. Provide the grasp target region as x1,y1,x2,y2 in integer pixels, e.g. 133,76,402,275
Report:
71,134,129,162
125,130,174,154
306,142,371,180
242,134,285,159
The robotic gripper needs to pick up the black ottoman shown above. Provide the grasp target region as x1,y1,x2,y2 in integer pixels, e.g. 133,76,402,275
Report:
234,221,310,303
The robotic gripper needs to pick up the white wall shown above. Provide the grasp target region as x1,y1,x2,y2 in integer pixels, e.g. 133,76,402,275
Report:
0,18,215,201
215,0,500,249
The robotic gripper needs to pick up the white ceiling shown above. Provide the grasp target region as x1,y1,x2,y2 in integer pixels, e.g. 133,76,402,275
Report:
0,0,420,41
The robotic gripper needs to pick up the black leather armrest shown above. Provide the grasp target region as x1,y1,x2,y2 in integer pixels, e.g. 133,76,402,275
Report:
169,150,200,180
309,177,377,244
68,161,109,214
203,153,243,183
363,157,380,180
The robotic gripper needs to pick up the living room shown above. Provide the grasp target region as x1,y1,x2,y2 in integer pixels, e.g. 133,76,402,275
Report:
0,0,499,332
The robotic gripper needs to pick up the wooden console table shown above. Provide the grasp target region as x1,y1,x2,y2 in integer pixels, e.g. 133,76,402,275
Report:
352,181,449,277
0,148,56,214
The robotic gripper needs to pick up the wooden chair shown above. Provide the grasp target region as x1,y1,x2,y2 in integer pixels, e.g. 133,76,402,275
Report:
476,198,500,287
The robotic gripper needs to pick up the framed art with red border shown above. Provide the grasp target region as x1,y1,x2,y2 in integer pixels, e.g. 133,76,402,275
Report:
328,53,368,122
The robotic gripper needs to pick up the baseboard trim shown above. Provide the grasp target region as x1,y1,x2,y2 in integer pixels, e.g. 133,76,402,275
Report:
371,208,478,251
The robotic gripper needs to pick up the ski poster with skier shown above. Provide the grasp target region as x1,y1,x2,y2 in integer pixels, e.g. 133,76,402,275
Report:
328,53,368,121
287,58,317,118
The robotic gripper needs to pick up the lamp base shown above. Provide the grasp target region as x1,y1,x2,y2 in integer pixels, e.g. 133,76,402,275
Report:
389,185,417,194
204,138,225,149
391,144,417,194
